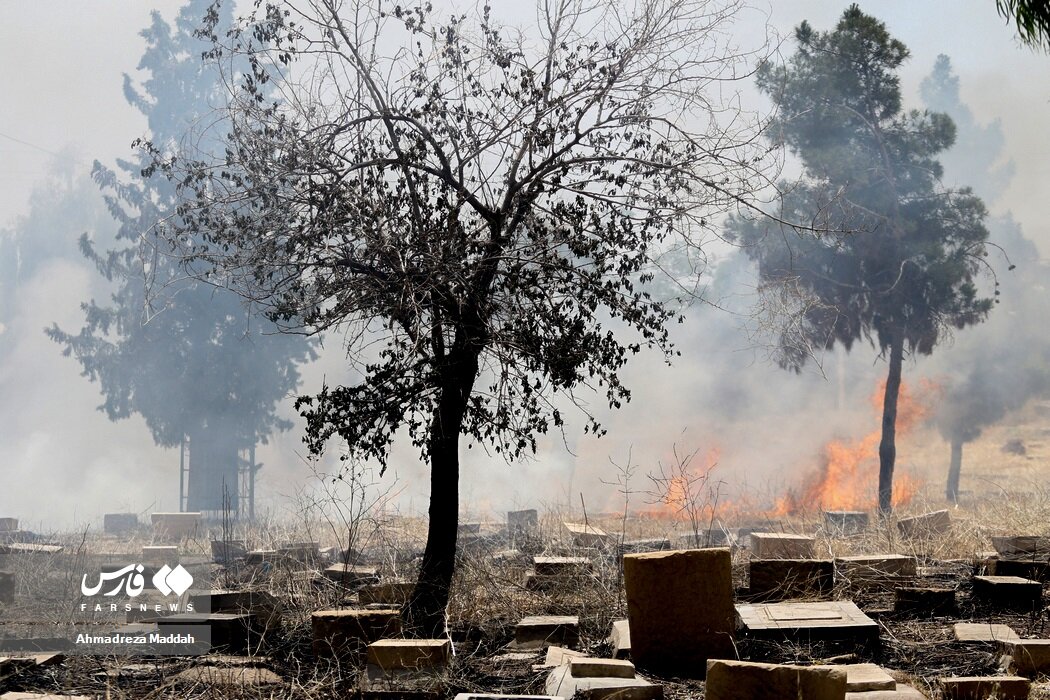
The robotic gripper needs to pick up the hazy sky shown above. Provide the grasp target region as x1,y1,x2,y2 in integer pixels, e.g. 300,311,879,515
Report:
1,0,1047,527
2,1,1047,247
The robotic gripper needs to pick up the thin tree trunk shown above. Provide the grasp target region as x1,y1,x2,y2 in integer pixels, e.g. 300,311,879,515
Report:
403,347,479,637
946,438,963,503
878,334,905,516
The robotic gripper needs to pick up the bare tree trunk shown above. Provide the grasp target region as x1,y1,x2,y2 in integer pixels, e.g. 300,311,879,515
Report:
878,334,904,516
946,438,963,503
404,347,479,637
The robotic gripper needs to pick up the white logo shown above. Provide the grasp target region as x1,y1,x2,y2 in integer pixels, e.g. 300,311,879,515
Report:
81,564,192,598
152,564,193,596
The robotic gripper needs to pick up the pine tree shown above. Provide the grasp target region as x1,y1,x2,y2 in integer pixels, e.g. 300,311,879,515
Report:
48,0,315,516
729,5,994,514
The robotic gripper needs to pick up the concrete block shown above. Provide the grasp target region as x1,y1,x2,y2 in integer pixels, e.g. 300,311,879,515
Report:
750,533,815,559
749,559,833,601
545,664,662,700
358,581,415,605
623,548,734,676
704,659,847,700
366,639,451,670
530,557,592,588
277,542,320,563
0,519,18,532
189,590,278,621
514,616,580,649
322,564,381,587
837,555,917,587
142,546,179,564
609,619,631,659
845,685,925,699
893,587,956,617
210,540,248,563
841,664,896,692
972,575,1042,611
569,658,635,678
174,666,282,686
954,623,1019,643
939,675,1029,699
150,512,201,541
1001,639,1050,676
507,510,539,540
311,609,401,659
993,559,1050,581
991,536,1050,559
541,646,586,668
675,529,732,548
824,511,870,534
618,539,672,557
1,694,93,700
897,510,951,538
735,601,880,655
155,612,263,654
563,522,610,548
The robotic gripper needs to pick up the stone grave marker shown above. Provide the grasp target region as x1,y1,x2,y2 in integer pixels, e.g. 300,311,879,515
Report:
622,548,735,676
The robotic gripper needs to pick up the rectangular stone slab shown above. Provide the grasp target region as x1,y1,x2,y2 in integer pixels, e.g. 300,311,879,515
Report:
845,685,925,699
623,548,735,676
366,639,451,670
311,609,401,658
705,659,846,700
749,559,833,601
896,510,951,538
939,675,1029,700
514,616,579,649
609,619,631,660
735,601,879,654
953,623,1019,643
893,587,956,617
972,575,1042,611
569,658,636,679
1001,639,1050,676
992,535,1050,559
836,555,917,584
532,557,592,577
545,664,662,700
563,523,610,547
750,533,815,560
841,664,896,692
824,511,869,533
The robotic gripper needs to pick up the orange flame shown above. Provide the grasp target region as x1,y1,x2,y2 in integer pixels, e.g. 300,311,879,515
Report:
768,379,934,517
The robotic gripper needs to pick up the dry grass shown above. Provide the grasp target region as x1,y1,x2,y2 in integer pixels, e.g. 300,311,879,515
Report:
1,404,1050,697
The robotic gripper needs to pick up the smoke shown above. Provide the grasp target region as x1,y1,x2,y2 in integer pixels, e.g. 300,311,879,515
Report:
1,2,1049,529
919,57,1050,460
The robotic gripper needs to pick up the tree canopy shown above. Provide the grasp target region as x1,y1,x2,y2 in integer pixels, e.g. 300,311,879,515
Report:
48,0,315,514
728,5,993,514
146,0,772,632
920,55,1050,501
996,0,1050,52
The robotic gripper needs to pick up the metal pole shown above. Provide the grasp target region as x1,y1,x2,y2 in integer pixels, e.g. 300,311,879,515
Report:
179,435,186,512
248,443,256,523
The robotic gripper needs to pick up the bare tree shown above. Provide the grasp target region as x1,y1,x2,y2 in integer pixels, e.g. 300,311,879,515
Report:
147,0,773,634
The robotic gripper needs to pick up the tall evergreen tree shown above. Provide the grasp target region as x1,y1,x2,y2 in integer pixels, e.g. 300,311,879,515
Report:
729,5,994,515
920,55,1050,501
48,0,315,515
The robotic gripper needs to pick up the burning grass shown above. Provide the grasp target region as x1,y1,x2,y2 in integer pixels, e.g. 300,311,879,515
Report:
2,403,1050,697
